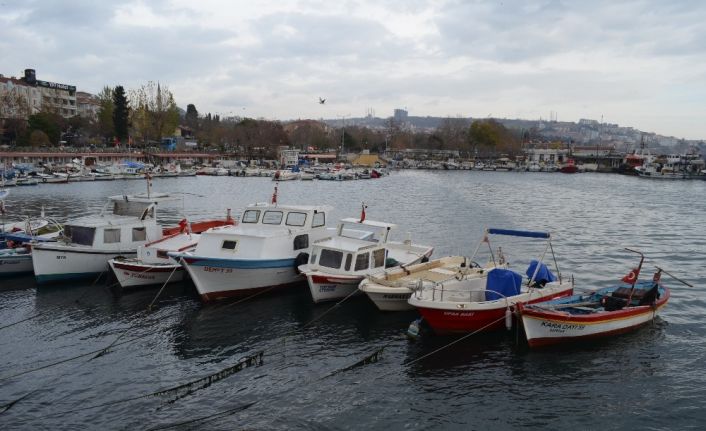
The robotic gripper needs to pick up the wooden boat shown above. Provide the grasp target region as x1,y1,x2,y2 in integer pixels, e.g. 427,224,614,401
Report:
298,208,434,303
407,228,574,334
359,256,504,311
519,250,669,347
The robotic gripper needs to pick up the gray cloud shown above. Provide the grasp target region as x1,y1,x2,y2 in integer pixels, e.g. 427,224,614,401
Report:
2,0,706,138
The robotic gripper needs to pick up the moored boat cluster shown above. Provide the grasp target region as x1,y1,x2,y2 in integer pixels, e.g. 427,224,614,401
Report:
0,182,670,348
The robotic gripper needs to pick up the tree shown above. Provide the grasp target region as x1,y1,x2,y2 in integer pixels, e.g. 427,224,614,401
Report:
28,112,63,145
29,130,50,147
97,86,114,141
468,119,521,157
129,81,179,144
112,85,130,144
185,104,199,130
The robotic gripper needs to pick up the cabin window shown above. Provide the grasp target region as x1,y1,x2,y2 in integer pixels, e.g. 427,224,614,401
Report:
319,249,343,269
373,249,386,268
104,228,121,244
241,210,260,223
262,211,283,225
286,212,307,227
65,225,95,246
157,250,169,259
312,212,325,228
221,240,238,251
344,253,352,271
293,234,309,250
355,252,370,271
132,227,146,241
309,250,318,264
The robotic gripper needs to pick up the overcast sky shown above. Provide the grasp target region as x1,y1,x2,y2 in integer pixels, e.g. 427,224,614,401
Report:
2,0,706,139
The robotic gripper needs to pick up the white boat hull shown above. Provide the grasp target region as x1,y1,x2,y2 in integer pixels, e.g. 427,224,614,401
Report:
305,272,363,303
520,302,667,347
32,244,136,284
359,283,415,311
108,259,184,288
0,252,33,276
181,256,302,301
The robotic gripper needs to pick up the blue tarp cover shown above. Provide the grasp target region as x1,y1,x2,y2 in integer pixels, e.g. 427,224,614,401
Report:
526,260,557,284
485,269,523,301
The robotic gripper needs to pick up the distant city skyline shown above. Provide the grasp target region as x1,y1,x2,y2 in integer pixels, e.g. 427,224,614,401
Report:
3,1,706,139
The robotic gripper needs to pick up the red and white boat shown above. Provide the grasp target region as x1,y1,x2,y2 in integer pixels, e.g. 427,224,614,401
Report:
408,228,574,334
519,250,670,348
108,216,235,289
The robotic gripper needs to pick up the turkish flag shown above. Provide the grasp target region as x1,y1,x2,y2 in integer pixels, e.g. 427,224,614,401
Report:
621,267,640,284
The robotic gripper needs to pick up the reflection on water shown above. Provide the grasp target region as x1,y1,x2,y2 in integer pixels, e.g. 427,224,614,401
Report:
1,171,705,429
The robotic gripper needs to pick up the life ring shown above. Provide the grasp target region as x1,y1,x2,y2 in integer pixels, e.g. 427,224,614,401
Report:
42,178,48,183
625,271,636,282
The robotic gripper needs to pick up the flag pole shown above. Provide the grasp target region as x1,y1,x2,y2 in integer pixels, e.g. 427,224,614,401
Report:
624,248,645,306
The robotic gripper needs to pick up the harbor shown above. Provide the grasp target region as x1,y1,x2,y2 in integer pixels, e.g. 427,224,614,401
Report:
1,170,704,429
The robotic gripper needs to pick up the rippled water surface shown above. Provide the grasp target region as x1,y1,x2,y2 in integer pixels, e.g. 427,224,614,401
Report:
1,171,705,430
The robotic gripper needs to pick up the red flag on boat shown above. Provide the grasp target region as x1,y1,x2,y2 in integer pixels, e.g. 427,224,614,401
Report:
271,184,278,204
621,267,640,284
359,203,367,223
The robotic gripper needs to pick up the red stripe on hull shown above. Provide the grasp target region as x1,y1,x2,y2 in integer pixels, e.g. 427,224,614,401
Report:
199,280,304,302
112,262,181,273
310,274,361,285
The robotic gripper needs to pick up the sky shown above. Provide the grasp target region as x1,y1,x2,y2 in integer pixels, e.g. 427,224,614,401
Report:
2,0,706,139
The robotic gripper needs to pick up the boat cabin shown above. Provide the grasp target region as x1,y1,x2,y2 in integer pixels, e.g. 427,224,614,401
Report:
60,194,177,249
308,218,398,275
191,203,333,259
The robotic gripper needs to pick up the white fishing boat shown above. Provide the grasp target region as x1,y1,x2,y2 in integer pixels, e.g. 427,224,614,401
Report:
32,190,178,284
359,256,505,311
108,229,199,288
272,170,299,181
171,196,333,302
299,209,434,303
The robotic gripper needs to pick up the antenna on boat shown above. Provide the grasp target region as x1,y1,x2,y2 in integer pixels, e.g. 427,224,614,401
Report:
145,172,152,199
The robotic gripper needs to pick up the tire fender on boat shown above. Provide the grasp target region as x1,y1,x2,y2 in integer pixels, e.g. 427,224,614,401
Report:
294,252,309,273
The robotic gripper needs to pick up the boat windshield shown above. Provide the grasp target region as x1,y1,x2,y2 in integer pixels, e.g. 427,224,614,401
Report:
64,225,95,246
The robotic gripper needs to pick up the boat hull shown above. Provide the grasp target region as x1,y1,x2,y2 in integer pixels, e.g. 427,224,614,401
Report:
413,284,574,335
181,256,302,302
0,253,33,276
32,244,136,284
305,273,363,303
520,297,669,348
108,259,184,288
360,285,414,311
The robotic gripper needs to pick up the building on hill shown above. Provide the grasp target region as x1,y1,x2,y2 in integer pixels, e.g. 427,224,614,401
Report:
0,69,77,119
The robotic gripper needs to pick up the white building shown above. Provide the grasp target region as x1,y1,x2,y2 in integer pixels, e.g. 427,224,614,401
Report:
0,69,77,119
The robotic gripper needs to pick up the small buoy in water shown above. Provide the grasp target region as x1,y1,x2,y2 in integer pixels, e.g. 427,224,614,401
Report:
505,307,512,331
407,318,422,340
